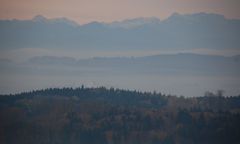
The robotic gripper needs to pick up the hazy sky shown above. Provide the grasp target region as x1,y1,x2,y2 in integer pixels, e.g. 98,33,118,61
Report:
0,0,240,23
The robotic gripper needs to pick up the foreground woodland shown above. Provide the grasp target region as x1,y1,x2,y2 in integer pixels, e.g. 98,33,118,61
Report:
0,87,240,144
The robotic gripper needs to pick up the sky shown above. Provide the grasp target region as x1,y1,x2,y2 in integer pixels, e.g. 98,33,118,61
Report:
0,0,240,24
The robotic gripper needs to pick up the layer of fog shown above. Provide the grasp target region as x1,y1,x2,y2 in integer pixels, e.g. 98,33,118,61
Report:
0,51,239,97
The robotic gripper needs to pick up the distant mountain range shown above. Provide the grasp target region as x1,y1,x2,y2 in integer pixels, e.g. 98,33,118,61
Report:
0,12,240,50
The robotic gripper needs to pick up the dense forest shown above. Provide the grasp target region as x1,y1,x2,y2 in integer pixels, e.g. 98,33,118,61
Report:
0,87,240,144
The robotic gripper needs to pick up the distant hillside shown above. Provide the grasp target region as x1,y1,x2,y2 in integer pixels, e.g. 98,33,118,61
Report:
0,87,240,144
0,12,240,50
1,53,240,96
26,53,240,76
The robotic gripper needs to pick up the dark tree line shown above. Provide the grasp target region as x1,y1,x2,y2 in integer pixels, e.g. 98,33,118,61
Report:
0,86,240,144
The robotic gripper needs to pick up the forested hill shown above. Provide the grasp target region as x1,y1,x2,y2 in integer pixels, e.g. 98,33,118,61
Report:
0,87,240,144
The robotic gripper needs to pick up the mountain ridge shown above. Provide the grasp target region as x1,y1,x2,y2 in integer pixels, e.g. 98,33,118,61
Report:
0,12,240,51
0,12,230,26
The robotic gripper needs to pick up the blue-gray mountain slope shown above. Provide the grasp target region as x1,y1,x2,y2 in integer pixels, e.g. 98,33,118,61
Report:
0,12,240,50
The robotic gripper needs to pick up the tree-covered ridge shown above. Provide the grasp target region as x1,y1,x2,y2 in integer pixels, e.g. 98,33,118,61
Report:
0,87,240,144
0,87,168,109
